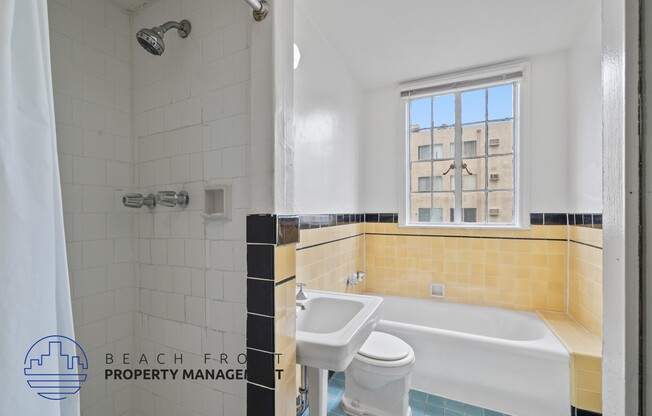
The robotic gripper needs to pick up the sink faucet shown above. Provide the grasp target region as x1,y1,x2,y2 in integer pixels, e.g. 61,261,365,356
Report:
296,283,308,301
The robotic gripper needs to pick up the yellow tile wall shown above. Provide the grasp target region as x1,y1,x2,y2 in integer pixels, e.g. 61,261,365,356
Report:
296,223,365,294
569,226,603,339
365,223,567,312
273,246,298,415
539,308,603,413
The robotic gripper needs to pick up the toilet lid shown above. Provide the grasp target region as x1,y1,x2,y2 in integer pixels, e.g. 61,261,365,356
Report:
357,332,410,361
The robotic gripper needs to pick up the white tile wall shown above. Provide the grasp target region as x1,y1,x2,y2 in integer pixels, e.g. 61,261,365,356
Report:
52,0,251,413
49,0,134,415
132,0,250,415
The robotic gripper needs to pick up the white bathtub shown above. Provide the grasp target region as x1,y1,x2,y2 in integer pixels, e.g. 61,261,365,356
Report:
372,294,570,416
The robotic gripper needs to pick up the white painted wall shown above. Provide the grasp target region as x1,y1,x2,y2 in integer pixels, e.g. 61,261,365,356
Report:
568,6,603,213
293,1,363,214
360,51,572,214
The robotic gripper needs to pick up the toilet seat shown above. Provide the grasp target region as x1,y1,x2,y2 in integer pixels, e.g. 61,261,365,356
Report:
355,331,415,368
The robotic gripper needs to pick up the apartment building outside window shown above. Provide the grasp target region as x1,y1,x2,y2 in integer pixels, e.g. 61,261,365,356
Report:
402,64,526,227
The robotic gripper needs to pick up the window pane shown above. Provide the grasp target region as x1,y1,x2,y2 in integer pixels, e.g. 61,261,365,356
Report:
410,162,431,192
433,94,454,127
488,120,513,155
462,192,485,223
431,208,443,223
462,124,485,156
462,88,485,124
432,176,443,192
462,174,477,190
410,97,431,129
418,208,431,222
410,129,431,161
410,193,432,223
488,155,513,190
418,145,431,160
434,126,454,159
449,207,479,223
433,144,444,159
418,176,431,192
488,84,513,120
488,191,514,223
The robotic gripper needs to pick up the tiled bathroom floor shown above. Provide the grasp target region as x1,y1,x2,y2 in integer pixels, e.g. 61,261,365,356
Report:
310,372,511,416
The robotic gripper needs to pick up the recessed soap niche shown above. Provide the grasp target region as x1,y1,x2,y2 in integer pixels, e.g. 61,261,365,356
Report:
203,181,231,221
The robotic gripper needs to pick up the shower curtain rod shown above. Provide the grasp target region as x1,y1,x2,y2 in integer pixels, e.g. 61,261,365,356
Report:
244,0,269,21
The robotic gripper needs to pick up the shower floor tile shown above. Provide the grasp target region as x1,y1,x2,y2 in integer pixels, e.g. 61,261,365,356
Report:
304,372,511,416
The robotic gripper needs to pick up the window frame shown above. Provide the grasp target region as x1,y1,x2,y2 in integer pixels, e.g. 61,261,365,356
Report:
398,61,530,229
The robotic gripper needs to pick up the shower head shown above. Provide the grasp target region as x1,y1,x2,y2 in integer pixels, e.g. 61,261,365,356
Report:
136,19,191,56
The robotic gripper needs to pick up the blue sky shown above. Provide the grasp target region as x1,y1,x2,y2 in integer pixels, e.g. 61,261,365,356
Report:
410,84,513,128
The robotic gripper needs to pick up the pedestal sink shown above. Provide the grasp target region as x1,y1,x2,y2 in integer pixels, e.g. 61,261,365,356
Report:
296,290,383,416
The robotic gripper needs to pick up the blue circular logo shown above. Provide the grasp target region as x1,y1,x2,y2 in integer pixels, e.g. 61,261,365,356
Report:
23,335,88,400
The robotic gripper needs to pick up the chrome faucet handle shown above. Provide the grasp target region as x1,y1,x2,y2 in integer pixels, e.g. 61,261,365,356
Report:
156,190,189,208
296,283,308,300
123,193,156,209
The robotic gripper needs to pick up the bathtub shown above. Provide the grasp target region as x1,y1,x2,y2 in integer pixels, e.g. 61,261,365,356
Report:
372,294,570,416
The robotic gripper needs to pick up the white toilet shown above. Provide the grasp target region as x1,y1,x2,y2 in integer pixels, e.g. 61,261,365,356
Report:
341,331,415,416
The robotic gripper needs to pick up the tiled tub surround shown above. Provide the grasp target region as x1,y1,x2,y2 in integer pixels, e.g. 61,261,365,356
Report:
246,215,299,416
568,226,603,338
365,222,568,312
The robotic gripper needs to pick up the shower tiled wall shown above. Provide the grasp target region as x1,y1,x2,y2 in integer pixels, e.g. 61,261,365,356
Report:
49,0,135,414
131,0,251,415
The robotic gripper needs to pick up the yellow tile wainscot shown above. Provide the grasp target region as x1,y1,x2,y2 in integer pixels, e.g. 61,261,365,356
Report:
538,311,602,414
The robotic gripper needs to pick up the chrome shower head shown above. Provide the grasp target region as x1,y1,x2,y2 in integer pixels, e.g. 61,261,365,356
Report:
136,19,191,56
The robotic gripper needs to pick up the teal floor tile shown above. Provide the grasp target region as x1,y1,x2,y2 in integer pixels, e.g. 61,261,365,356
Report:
410,390,428,403
323,374,511,416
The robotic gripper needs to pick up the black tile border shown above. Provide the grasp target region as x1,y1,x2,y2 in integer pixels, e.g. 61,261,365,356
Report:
527,213,603,229
247,214,301,246
278,216,299,245
246,348,276,388
247,313,275,353
246,245,275,280
246,278,274,317
275,275,296,287
572,406,601,416
246,214,277,244
298,213,364,229
296,233,365,251
247,382,274,416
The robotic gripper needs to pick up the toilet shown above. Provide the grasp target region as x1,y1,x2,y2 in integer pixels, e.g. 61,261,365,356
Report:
341,331,416,416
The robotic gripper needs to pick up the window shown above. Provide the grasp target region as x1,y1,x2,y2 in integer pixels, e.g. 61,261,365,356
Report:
419,208,443,223
418,175,443,192
404,66,523,226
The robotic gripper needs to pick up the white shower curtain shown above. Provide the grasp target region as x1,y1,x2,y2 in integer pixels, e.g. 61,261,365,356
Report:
0,1,78,415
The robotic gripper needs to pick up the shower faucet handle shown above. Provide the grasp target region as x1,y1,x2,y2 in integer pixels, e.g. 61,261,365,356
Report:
156,190,189,208
122,193,156,209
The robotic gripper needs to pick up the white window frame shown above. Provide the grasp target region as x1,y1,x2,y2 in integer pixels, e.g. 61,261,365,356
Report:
398,60,530,229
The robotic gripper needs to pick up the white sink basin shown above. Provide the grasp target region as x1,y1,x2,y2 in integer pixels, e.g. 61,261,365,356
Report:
296,290,383,372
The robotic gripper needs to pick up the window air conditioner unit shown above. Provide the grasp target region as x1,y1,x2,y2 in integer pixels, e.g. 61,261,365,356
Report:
489,208,500,216
489,138,500,147
490,173,499,181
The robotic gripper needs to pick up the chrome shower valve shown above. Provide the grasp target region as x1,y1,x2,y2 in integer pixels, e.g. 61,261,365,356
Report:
156,190,189,208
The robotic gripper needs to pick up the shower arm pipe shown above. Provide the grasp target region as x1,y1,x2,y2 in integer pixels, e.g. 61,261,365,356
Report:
159,21,185,33
244,0,269,21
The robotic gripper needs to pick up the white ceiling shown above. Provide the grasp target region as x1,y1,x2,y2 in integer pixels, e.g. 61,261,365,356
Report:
108,0,160,12
297,0,600,89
